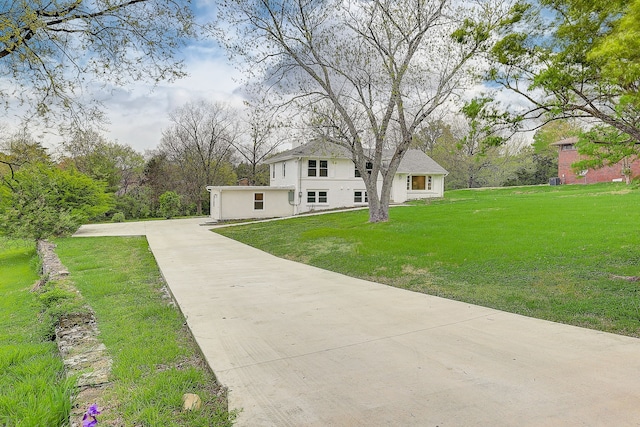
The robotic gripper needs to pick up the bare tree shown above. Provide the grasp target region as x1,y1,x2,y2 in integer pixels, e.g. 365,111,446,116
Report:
217,0,510,222
159,100,237,215
232,101,287,185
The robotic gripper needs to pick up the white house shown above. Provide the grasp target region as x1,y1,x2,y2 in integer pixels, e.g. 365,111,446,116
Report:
207,140,448,221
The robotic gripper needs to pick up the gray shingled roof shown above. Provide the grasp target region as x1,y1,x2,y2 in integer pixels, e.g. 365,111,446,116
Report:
266,140,448,175
397,150,448,175
266,140,352,163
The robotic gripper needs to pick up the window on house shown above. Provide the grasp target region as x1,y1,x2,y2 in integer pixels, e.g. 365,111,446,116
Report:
355,162,373,177
414,176,426,190
309,160,328,177
272,165,275,179
282,162,286,177
561,144,576,151
254,193,264,210
354,191,368,203
319,160,328,177
407,175,432,190
307,190,328,203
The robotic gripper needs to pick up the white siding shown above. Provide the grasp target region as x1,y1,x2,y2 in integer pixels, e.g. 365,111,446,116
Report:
295,158,380,213
208,187,294,221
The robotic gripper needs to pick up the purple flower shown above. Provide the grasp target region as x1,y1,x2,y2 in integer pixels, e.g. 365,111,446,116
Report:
87,404,101,417
82,404,101,427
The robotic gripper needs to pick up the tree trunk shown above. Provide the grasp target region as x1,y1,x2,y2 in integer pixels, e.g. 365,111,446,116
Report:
366,173,393,223
368,204,389,222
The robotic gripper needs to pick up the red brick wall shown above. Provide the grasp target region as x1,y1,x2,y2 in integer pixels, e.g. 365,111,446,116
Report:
557,149,640,184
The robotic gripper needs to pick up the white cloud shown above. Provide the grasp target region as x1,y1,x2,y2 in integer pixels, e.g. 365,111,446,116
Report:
102,53,247,153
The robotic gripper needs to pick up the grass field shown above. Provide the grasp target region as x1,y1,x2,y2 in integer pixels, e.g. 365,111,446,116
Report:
0,239,75,426
215,183,640,337
54,236,235,426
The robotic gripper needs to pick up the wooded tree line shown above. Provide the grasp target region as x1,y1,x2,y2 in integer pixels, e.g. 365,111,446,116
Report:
0,99,285,231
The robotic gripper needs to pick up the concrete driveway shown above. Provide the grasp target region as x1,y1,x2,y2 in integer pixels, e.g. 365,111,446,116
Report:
75,218,640,426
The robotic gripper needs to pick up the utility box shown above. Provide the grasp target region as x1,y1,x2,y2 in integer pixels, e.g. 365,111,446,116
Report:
549,177,562,186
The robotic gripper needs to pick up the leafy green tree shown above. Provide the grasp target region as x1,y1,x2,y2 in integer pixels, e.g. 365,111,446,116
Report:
573,125,640,184
143,151,179,213
114,187,153,219
506,120,583,185
0,130,51,184
503,146,557,186
487,0,640,153
159,191,181,219
62,129,145,194
0,0,195,124
0,163,112,240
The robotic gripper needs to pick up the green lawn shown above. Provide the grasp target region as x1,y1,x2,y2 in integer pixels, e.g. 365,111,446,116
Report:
0,239,75,426
215,183,640,337
54,236,235,426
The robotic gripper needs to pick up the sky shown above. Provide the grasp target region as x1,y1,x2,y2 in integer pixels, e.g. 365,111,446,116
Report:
98,47,246,153
95,1,247,154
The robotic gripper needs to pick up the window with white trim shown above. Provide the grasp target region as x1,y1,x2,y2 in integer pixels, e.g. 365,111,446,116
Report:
282,162,286,177
354,190,368,203
308,159,328,177
272,165,275,179
307,190,328,204
254,193,264,210
407,175,432,190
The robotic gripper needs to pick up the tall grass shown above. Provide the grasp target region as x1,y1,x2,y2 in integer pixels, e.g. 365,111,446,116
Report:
54,236,235,426
0,238,75,426
215,183,640,336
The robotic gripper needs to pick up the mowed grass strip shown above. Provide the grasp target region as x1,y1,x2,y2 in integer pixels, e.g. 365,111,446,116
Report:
54,236,235,426
215,183,640,337
0,239,75,426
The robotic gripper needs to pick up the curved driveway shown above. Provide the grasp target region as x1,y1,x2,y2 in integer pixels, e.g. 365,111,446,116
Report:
75,218,640,426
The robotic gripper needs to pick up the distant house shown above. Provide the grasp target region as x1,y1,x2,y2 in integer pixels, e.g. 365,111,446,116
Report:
207,140,448,221
552,137,640,184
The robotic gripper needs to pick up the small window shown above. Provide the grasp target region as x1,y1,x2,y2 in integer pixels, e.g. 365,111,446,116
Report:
254,193,264,210
308,160,317,177
282,162,286,177
307,190,328,204
319,160,328,177
427,175,432,190
354,191,368,203
365,162,373,175
272,165,275,179
355,162,373,177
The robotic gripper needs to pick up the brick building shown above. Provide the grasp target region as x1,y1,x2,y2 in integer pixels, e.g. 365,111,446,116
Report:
552,137,640,184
